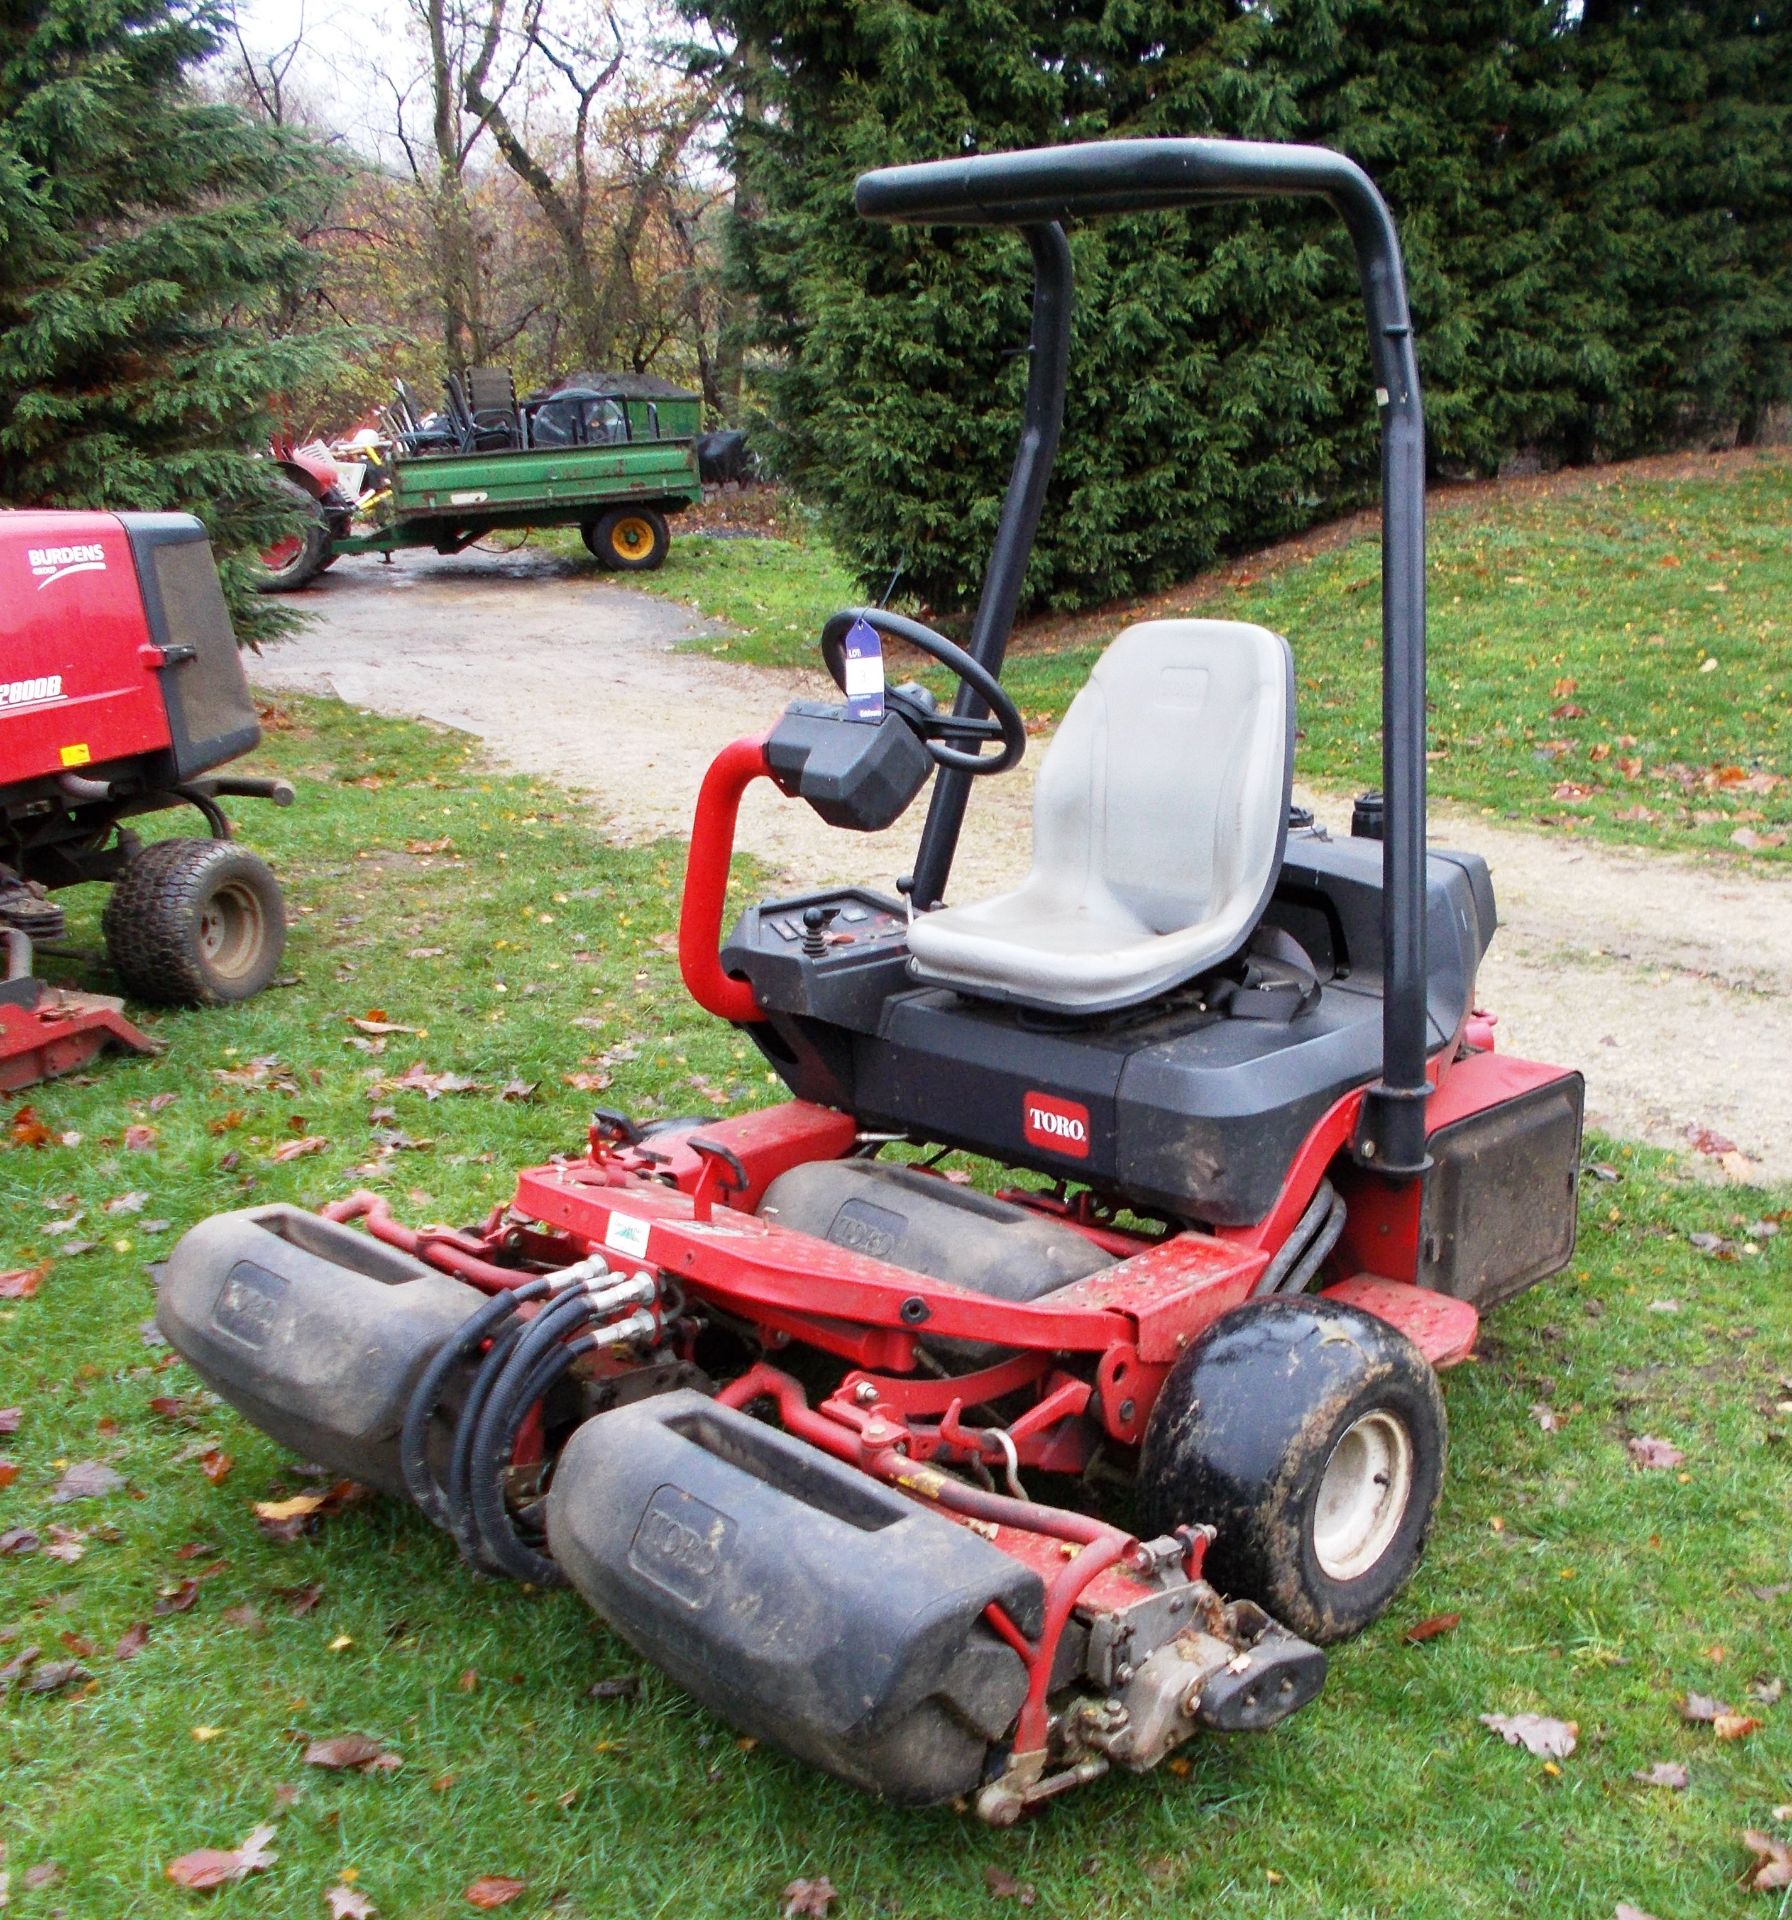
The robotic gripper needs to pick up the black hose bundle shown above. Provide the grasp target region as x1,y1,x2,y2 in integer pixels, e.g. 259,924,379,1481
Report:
398,1261,656,1581
1250,1180,1347,1298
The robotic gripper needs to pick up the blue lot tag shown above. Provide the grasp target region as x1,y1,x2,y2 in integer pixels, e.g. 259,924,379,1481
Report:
841,619,886,721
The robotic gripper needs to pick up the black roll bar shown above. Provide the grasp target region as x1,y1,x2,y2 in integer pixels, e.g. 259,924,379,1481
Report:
856,138,1430,1178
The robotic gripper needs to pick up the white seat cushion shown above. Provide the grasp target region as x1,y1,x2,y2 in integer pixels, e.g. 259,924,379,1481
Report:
906,619,1294,1013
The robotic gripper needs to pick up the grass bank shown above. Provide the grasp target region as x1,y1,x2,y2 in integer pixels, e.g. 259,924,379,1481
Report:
651,455,1792,861
0,698,1788,1919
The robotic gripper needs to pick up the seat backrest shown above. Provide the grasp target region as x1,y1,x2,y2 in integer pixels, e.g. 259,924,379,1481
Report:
1028,619,1294,936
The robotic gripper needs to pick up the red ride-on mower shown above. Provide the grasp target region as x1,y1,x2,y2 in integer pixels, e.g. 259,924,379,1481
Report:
158,141,1584,1821
0,511,292,1087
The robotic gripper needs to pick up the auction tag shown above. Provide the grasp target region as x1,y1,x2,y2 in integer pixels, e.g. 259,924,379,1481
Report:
841,619,885,721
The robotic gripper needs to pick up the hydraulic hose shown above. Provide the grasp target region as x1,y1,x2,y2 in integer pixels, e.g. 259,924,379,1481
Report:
1284,1190,1348,1294
444,1286,599,1571
1251,1180,1336,1297
399,1276,554,1527
463,1288,657,1584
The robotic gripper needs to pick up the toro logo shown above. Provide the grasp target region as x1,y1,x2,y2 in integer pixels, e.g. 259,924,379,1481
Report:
1022,1090,1092,1159
27,542,107,590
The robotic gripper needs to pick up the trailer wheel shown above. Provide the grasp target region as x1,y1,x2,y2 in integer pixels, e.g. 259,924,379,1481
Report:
103,839,287,1007
583,507,669,572
1138,1297,1446,1644
253,475,331,592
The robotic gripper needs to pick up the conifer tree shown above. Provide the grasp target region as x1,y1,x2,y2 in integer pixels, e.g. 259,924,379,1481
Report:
0,0,347,636
698,0,1792,615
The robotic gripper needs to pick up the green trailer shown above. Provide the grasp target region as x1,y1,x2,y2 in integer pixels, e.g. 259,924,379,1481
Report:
258,372,705,592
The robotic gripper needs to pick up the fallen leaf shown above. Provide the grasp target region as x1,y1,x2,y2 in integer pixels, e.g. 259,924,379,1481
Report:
1479,1712,1577,1758
498,1079,537,1102
1742,1830,1792,1893
0,1407,19,1434
984,1865,1037,1904
271,1135,330,1163
563,1070,612,1093
1,1644,41,1685
1747,1676,1783,1706
199,1448,234,1486
304,1734,401,1772
1627,1435,1685,1471
23,1863,63,1890
464,1875,527,1909
1712,1712,1762,1741
255,1491,330,1523
123,1124,157,1151
43,1522,87,1564
277,1582,326,1616
1680,1691,1730,1723
165,1823,278,1891
1551,702,1588,719
51,1460,124,1502
0,1267,45,1299
114,1623,151,1660
20,1657,87,1694
1,1528,41,1555
221,1604,264,1634
106,1191,148,1215
1530,1403,1562,1433
1631,1761,1689,1789
1685,1124,1739,1157
585,1674,641,1702
352,1017,418,1036
155,1579,201,1616
10,1104,51,1147
328,1887,377,1919
1615,1906,1663,1920
1404,1612,1462,1645
0,1458,15,1488
780,1879,839,1919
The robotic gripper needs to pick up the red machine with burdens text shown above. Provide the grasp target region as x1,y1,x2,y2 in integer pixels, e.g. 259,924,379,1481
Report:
0,511,291,1086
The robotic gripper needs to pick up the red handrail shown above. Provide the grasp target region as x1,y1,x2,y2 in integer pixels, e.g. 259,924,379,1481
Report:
677,736,770,1024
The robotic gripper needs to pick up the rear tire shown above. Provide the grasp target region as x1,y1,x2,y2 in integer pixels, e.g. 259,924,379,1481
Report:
253,475,330,593
582,506,669,572
1138,1297,1446,1644
103,839,287,1007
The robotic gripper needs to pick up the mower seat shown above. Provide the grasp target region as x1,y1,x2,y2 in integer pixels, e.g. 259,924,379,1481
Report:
906,620,1294,1015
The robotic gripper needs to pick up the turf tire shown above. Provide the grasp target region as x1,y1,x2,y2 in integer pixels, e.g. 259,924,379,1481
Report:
103,839,286,1007
1138,1296,1446,1643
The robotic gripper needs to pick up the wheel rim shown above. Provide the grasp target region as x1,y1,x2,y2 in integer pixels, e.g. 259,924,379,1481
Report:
612,515,653,559
1312,1409,1415,1581
196,879,266,982
261,533,303,573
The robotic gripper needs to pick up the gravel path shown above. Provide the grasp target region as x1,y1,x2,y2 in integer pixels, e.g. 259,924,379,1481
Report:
254,547,1792,1183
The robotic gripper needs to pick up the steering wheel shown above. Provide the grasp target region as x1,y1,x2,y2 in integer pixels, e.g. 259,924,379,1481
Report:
819,608,1026,776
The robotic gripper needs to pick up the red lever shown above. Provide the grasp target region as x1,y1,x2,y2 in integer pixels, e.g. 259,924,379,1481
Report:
678,735,771,1024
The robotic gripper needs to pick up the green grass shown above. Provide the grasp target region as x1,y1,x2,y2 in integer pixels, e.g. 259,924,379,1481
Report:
624,456,1792,861
543,510,862,668
2,698,1790,1918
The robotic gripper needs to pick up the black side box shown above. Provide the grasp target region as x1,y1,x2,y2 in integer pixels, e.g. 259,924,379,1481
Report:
546,1392,1043,1804
156,1204,485,1496
1417,1071,1585,1307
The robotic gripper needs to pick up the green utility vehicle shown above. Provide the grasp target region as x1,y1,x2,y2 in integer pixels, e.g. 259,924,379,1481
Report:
258,370,704,591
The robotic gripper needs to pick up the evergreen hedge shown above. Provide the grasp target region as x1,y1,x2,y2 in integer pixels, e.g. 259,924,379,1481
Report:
0,0,348,638
702,0,1792,614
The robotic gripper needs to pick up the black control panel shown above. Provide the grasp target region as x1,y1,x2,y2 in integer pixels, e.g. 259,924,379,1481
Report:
755,892,908,956
722,887,912,1032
